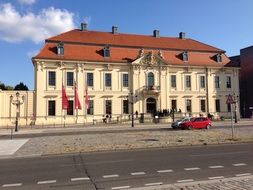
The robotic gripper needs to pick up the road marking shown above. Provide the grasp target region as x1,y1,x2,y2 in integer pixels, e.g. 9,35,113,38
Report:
209,165,224,169
208,176,224,180
177,179,194,183
111,186,131,190
233,163,247,166
236,173,252,177
145,182,163,186
184,167,200,171
131,172,146,175
103,174,119,178
157,169,173,173
71,177,90,181
2,183,22,187
37,180,56,184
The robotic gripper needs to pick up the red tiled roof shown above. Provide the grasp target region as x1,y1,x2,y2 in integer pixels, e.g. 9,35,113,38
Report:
34,29,233,67
34,43,230,67
46,30,224,53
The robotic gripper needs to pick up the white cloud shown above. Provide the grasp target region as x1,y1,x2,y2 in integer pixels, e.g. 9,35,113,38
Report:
27,50,39,57
0,3,76,43
18,0,36,5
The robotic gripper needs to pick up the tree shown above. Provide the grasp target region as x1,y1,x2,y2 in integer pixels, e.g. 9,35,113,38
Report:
14,82,29,91
0,81,13,90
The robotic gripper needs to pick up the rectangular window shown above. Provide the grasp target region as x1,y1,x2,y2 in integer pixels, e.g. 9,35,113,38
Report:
67,100,74,115
171,75,176,88
171,100,177,110
67,72,74,86
227,103,231,112
123,74,129,87
123,100,129,114
200,100,206,112
87,100,94,115
48,71,56,86
200,76,205,88
226,76,231,88
185,75,191,88
215,76,220,88
87,73,93,87
105,73,112,87
215,99,220,112
105,100,112,115
48,100,55,116
186,99,192,112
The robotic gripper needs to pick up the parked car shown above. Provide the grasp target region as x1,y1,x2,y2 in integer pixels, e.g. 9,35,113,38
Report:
171,117,191,129
181,117,212,130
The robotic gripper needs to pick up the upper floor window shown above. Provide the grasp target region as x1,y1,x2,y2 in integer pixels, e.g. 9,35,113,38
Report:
185,75,191,88
105,73,112,87
48,71,56,86
216,54,222,62
87,73,93,87
182,51,188,61
200,99,206,112
171,75,176,88
67,72,74,86
215,76,220,88
103,46,110,57
200,76,205,88
123,74,129,87
148,72,154,87
57,42,64,55
226,76,231,88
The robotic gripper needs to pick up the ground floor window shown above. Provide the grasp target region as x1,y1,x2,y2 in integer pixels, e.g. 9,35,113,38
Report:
227,103,231,112
67,100,74,115
123,99,129,114
186,99,192,112
87,100,94,115
200,99,206,112
48,100,55,116
215,99,220,112
105,100,112,115
171,100,177,111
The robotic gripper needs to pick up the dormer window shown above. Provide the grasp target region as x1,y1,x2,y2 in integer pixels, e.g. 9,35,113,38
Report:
182,51,188,61
57,42,64,55
103,46,110,58
216,54,222,62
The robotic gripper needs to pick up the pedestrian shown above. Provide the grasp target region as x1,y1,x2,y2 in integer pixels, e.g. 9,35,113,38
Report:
135,110,138,118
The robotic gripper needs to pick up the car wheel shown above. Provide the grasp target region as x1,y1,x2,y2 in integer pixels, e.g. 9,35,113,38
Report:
188,125,193,130
206,124,211,130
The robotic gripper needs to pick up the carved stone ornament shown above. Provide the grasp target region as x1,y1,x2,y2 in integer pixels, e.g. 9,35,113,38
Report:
138,48,144,58
38,61,44,71
158,50,163,59
56,61,65,69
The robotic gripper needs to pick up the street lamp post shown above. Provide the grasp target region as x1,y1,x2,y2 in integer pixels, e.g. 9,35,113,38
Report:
234,93,239,123
128,93,136,128
11,92,24,132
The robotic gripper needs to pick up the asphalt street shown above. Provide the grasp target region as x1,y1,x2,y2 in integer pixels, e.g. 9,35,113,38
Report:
0,143,252,189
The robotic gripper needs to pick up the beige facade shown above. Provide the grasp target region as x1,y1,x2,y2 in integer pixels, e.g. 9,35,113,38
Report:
0,90,35,127
32,53,240,125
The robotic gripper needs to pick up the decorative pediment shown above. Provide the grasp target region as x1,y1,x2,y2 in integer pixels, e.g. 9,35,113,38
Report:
132,50,167,66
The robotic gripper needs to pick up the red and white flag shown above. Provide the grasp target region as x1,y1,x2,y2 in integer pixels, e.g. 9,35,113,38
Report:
62,83,69,110
74,82,82,109
85,82,89,109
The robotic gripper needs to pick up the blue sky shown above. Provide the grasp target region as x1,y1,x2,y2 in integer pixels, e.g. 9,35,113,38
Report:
0,0,253,90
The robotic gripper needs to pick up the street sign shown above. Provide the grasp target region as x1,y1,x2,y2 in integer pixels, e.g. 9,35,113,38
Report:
226,94,235,104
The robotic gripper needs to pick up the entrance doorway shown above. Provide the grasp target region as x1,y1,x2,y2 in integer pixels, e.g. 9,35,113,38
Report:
146,98,156,114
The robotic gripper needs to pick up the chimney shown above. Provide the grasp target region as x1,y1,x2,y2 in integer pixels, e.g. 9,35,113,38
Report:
153,30,160,38
179,32,186,39
81,23,88,31
112,26,118,34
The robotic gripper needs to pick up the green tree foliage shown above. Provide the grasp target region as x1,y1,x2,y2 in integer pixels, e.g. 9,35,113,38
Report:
0,81,13,90
14,82,29,91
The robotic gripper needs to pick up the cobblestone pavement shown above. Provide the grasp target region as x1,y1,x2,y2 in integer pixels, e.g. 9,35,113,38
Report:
131,175,253,190
13,126,253,157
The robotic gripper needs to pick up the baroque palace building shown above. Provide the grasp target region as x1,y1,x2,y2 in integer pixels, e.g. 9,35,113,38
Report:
0,24,240,126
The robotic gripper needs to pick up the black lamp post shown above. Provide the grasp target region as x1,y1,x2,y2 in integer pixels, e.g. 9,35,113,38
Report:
11,92,24,132
128,93,136,128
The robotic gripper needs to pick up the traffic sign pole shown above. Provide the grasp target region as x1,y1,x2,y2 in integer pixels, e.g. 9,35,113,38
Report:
231,104,234,139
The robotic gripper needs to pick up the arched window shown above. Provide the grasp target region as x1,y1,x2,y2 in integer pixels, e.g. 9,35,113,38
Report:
147,72,154,87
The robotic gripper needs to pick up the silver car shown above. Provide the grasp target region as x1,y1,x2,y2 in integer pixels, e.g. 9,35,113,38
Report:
171,117,191,129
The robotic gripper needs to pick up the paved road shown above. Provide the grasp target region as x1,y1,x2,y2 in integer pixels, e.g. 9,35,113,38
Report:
0,143,252,189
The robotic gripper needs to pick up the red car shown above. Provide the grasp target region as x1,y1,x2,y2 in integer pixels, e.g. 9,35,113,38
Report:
181,117,212,130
